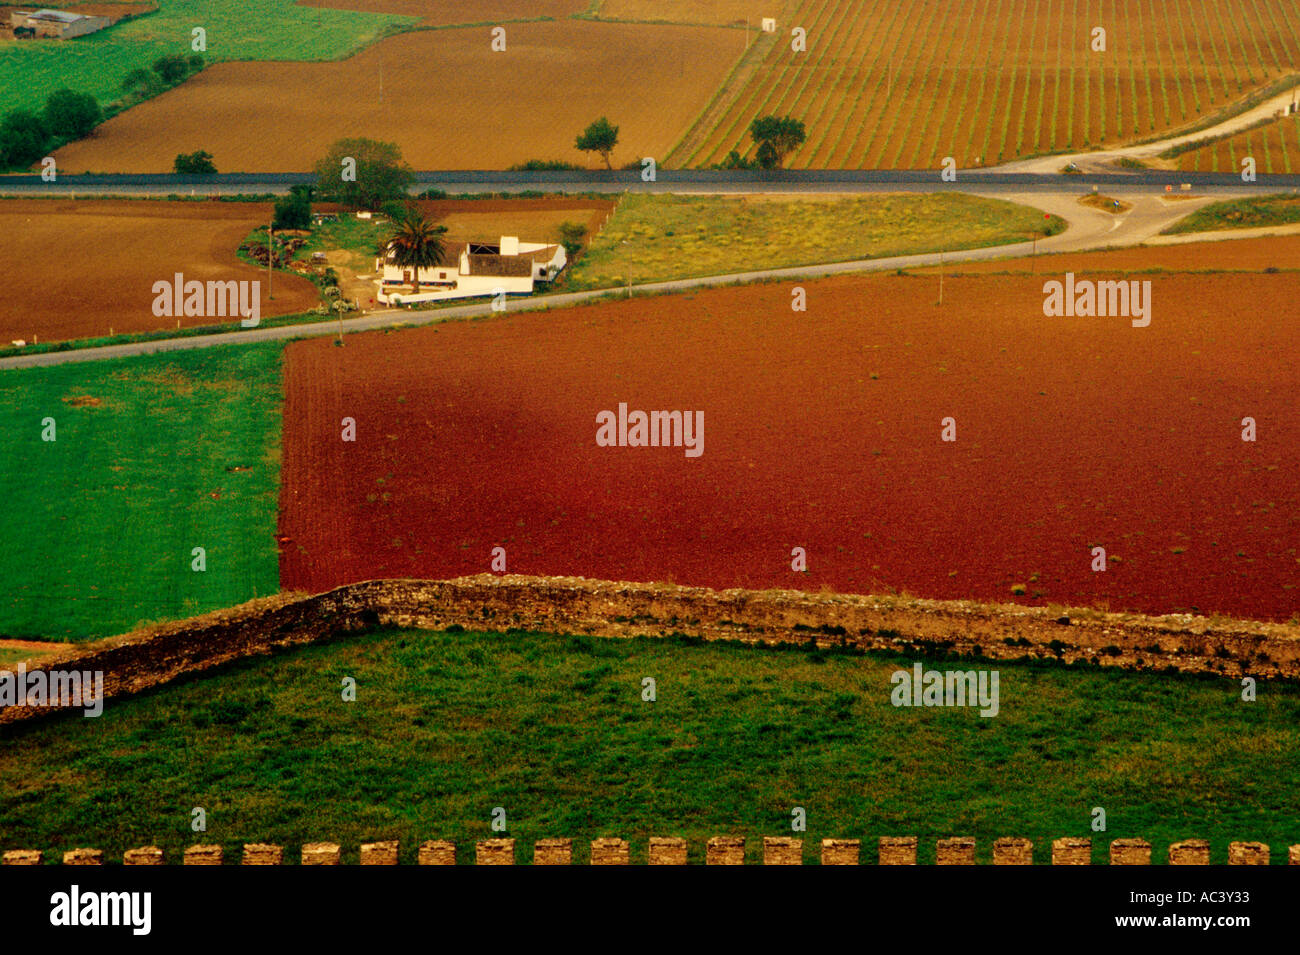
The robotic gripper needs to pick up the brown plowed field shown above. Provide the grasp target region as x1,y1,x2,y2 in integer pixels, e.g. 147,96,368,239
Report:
279,254,1300,621
0,200,319,344
598,0,788,25
297,0,587,25
52,20,737,173
920,233,1300,274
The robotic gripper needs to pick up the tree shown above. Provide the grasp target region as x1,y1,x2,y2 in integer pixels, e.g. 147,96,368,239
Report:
557,221,587,258
174,150,217,174
120,68,162,99
380,199,416,224
575,116,619,169
0,109,51,169
152,54,192,84
273,185,312,230
748,115,806,168
385,212,447,293
312,138,414,211
43,89,101,139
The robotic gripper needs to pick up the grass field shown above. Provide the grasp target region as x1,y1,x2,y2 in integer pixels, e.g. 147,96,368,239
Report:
0,0,413,118
563,192,1063,288
0,343,283,640
1160,193,1300,233
2,627,1297,863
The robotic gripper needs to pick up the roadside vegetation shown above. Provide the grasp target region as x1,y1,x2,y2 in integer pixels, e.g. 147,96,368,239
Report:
2,627,1297,862
1161,194,1300,234
565,193,1065,289
0,344,283,640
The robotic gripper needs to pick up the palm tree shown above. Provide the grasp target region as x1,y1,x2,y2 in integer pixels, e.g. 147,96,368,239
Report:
386,211,447,293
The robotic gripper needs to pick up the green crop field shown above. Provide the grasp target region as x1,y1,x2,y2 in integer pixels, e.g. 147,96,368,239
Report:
0,342,284,641
0,0,415,117
2,627,1297,863
564,192,1064,289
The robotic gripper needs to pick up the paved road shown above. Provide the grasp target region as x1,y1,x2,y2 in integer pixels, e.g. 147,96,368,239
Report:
5,92,1295,371
0,182,1271,371
2,169,1299,197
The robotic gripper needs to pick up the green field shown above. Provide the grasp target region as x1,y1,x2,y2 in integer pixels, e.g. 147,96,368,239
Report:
0,343,284,640
564,193,1065,289
1161,194,1300,235
0,0,414,117
3,627,1296,863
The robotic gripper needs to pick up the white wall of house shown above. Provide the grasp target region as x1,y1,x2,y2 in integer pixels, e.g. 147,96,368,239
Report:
376,236,566,305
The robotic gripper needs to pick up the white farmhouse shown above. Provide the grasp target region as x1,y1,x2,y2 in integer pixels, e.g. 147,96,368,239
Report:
10,9,111,39
377,236,566,305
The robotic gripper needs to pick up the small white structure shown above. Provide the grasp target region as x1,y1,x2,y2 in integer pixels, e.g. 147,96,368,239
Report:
10,9,110,39
377,235,566,305
761,17,777,32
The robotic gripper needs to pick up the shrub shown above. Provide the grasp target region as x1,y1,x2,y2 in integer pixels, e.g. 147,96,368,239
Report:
43,89,101,139
508,159,583,171
715,149,756,170
273,188,312,229
152,54,192,85
0,109,50,169
174,150,217,174
557,221,587,257
380,199,415,223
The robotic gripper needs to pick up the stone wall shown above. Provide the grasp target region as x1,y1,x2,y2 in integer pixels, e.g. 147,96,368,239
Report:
5,837,1296,865
4,574,1297,725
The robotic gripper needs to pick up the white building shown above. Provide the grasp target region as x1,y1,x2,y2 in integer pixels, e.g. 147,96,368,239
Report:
10,9,111,39
377,235,566,305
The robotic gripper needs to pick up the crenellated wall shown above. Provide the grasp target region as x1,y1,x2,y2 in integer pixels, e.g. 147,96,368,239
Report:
1,837,1294,866
4,574,1297,725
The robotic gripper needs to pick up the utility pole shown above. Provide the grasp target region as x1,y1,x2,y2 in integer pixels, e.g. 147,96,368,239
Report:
267,218,274,301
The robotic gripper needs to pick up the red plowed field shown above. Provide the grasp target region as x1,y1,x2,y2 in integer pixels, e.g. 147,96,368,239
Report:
0,200,319,344
279,265,1300,621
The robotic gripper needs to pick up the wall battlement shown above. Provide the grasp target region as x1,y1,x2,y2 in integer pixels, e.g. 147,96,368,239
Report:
3,837,1297,866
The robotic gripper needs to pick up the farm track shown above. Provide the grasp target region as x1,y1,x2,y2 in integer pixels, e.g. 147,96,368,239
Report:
666,28,778,167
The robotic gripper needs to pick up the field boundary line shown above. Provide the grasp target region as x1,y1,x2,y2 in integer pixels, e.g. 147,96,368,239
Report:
665,25,776,166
